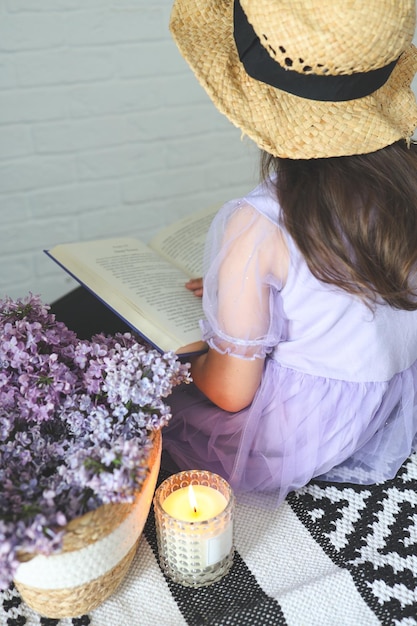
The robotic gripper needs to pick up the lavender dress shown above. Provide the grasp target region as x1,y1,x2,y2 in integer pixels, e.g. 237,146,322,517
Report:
163,179,417,503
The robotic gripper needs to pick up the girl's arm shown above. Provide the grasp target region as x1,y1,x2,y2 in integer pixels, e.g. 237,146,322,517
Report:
186,204,288,413
189,348,264,412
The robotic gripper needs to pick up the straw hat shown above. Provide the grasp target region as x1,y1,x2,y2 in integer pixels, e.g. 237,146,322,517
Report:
170,0,417,159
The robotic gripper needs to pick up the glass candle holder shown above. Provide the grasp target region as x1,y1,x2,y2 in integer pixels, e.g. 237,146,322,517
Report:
153,470,235,587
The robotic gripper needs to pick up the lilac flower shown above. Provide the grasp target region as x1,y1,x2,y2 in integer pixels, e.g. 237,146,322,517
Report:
0,294,191,589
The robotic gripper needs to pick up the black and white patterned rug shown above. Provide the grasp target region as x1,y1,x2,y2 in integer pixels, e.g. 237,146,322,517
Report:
2,454,416,626
288,455,417,625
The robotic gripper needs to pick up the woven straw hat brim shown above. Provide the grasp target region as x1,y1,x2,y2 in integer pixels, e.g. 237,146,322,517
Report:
170,0,417,159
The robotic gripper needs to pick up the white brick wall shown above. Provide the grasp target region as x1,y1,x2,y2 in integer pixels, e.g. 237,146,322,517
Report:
0,1,258,303
1,2,417,304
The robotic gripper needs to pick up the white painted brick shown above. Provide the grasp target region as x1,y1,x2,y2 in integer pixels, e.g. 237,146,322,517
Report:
76,144,162,181
0,89,69,123
0,155,76,193
156,74,211,107
116,41,184,79
122,168,207,206
69,81,155,118
11,261,79,304
0,194,30,223
0,15,64,51
15,49,114,87
38,275,80,306
0,58,17,89
108,1,167,9
0,125,32,159
121,155,257,219
78,203,158,241
32,118,129,153
0,252,35,292
30,180,121,216
64,8,166,46
204,155,260,191
164,131,255,169
0,216,79,254
69,72,206,119
6,0,101,12
125,103,230,141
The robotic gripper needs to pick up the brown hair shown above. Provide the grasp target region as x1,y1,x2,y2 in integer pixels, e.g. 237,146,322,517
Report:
261,140,417,310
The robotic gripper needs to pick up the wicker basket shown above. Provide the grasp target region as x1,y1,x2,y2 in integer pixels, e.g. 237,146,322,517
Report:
13,430,162,619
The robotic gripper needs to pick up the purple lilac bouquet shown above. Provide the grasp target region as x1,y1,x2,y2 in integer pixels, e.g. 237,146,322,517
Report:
0,294,191,589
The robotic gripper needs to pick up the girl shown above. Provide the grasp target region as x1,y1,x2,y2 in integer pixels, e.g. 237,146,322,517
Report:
162,0,417,503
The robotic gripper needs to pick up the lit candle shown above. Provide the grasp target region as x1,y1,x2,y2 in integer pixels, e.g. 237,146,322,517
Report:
162,484,227,522
154,471,235,587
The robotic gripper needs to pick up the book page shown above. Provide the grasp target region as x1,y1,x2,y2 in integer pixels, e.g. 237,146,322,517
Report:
48,238,204,353
149,204,219,277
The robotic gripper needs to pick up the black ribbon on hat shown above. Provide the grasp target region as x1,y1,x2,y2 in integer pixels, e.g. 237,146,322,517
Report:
233,0,398,102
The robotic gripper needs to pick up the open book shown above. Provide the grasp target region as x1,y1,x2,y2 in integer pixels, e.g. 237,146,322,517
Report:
46,205,219,354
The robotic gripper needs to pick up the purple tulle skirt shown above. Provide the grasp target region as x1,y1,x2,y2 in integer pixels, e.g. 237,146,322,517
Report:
162,357,417,505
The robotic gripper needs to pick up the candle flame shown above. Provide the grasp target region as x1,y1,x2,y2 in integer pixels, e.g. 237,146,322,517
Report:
188,484,198,514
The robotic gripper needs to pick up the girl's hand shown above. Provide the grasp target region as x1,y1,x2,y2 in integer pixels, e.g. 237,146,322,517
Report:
185,277,203,297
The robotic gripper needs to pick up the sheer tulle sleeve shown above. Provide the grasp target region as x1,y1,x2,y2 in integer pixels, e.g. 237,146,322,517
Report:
200,200,287,360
